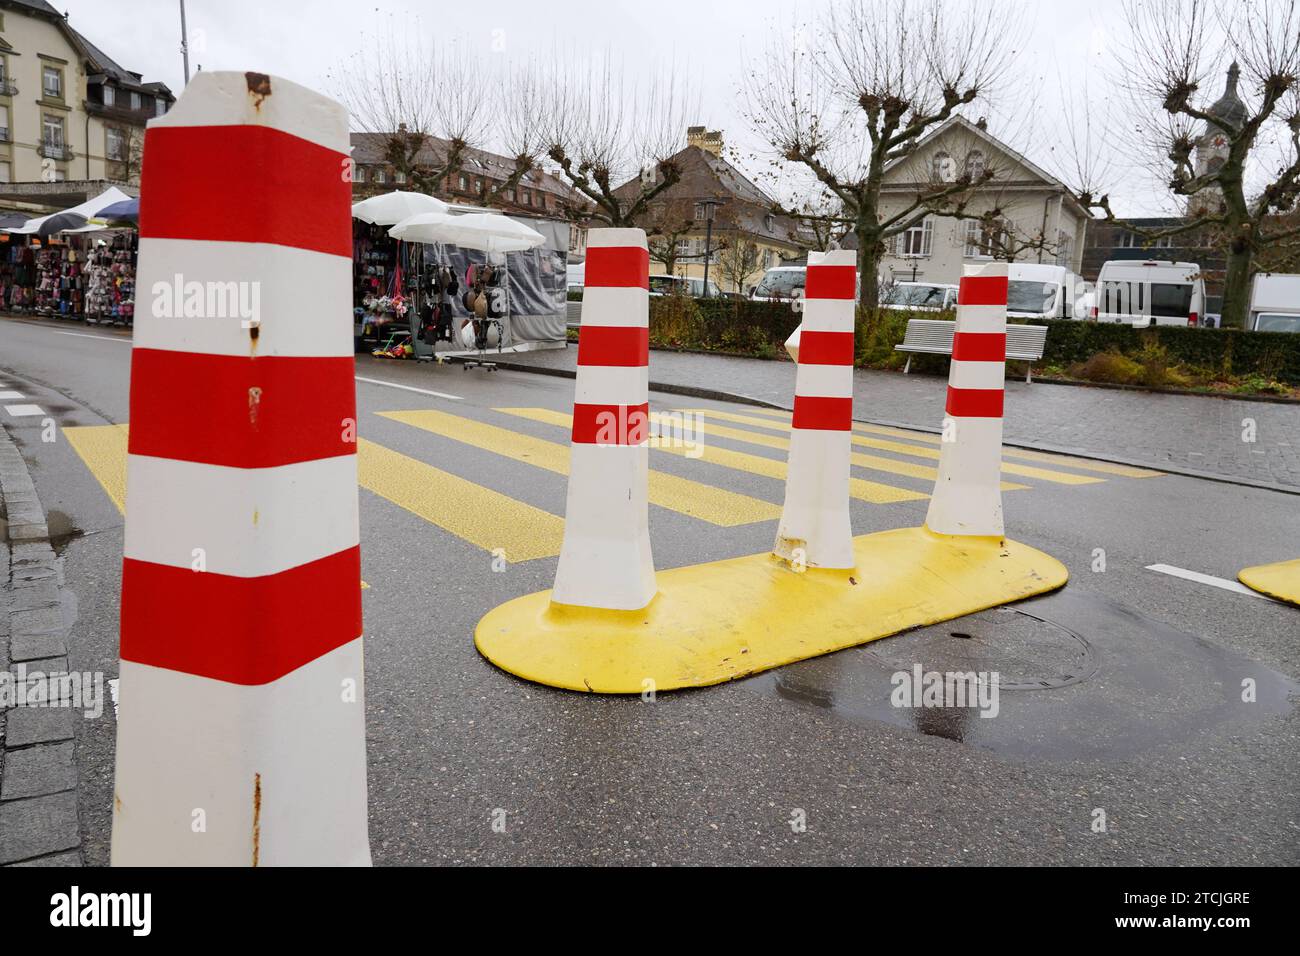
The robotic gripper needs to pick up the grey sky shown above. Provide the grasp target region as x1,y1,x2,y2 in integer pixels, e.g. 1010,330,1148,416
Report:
59,0,1248,217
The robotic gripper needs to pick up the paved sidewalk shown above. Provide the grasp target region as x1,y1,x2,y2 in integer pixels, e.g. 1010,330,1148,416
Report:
0,425,82,867
481,346,1300,490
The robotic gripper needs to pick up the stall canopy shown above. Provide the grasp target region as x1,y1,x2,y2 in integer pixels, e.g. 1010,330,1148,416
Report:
352,190,449,225
388,211,567,347
5,186,133,235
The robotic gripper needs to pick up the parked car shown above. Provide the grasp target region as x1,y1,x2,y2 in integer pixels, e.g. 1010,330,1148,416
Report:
1248,273,1300,333
883,281,958,312
648,274,721,298
1094,260,1206,327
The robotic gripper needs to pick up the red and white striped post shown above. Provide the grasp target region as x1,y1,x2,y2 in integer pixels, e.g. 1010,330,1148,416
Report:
551,228,656,610
111,72,369,865
925,261,1008,538
774,249,857,570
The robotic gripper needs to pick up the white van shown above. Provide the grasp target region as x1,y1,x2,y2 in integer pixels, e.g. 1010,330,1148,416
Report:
1248,273,1300,333
882,281,958,312
1094,260,1206,327
1006,263,1086,320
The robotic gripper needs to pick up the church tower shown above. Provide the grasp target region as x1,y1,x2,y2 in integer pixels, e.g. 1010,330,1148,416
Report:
1187,63,1248,215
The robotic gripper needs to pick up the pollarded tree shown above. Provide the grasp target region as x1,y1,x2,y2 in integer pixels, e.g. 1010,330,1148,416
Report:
539,57,696,226
1075,0,1300,328
744,0,1023,306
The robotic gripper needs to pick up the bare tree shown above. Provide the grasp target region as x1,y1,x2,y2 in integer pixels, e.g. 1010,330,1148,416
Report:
645,197,698,275
1075,0,1300,327
716,237,762,294
744,0,1023,305
540,56,696,225
331,31,538,203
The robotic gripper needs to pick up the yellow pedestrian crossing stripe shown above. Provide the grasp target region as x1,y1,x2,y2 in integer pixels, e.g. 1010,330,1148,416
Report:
378,408,784,526
741,406,1165,479
356,438,564,562
64,403,1158,570
497,407,928,504
64,423,129,513
61,424,562,568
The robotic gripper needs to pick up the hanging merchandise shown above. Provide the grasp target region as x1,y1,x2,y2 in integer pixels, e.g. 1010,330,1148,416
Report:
84,232,138,325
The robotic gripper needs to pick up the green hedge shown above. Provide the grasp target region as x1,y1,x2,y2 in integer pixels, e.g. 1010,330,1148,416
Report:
630,298,1300,385
648,295,800,359
1037,320,1300,384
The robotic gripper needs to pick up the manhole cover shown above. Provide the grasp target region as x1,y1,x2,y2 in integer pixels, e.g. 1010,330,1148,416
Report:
864,607,1097,690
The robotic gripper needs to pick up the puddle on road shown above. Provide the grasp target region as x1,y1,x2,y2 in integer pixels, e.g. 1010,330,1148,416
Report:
45,509,86,555
745,590,1297,761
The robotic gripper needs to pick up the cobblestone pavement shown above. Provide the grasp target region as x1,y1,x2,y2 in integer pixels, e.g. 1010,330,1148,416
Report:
488,346,1300,490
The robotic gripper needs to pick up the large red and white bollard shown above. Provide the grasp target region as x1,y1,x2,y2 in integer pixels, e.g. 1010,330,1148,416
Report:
551,228,656,610
925,261,1009,537
111,72,369,865
774,249,858,569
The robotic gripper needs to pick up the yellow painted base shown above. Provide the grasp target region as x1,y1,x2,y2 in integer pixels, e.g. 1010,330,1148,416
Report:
1239,558,1300,607
475,526,1069,693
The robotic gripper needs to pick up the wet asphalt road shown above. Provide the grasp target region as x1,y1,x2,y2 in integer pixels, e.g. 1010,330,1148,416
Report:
2,314,1298,866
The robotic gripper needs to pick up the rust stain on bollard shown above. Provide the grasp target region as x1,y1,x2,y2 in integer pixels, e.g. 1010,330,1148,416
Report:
245,72,272,110
252,772,262,867
248,386,263,426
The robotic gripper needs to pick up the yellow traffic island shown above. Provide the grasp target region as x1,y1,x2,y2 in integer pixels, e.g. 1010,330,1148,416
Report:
1238,558,1300,607
475,526,1068,694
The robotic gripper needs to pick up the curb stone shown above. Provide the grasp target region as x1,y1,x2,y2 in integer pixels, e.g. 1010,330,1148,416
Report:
0,423,83,866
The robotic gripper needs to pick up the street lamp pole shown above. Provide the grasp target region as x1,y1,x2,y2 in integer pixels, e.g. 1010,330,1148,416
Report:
179,0,191,85
700,200,720,297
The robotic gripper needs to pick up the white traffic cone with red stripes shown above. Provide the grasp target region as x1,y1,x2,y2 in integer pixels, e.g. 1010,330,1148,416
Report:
111,71,370,865
774,249,858,569
551,228,656,610
925,261,1008,537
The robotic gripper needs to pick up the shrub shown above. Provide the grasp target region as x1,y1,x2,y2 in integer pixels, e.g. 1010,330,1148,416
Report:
1069,350,1144,385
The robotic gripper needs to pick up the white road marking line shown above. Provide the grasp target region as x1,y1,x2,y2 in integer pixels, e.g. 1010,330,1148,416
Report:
51,330,131,343
354,376,462,401
4,404,45,417
1145,563,1268,599
0,390,24,399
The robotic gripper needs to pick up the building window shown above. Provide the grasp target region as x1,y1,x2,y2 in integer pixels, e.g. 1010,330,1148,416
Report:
694,202,708,221
106,126,126,161
354,165,366,183
43,114,64,149
0,161,10,184
130,91,141,111
931,151,954,182
1119,230,1171,249
764,213,776,232
473,177,482,192
395,170,406,183
42,66,62,99
521,188,531,206
675,238,691,258
964,218,1010,258
0,106,8,142
1056,230,1074,267
898,217,933,257
457,173,468,190
965,150,986,180
155,98,167,117
103,84,115,107
374,168,386,184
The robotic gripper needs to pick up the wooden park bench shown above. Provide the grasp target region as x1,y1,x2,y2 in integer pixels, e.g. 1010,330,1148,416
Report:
894,318,1049,383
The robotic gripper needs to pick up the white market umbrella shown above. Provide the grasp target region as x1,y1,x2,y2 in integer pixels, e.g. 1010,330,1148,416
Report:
389,212,544,252
352,190,448,226
7,186,133,235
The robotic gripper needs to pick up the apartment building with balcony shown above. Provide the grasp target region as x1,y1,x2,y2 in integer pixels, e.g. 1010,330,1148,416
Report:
0,0,172,211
